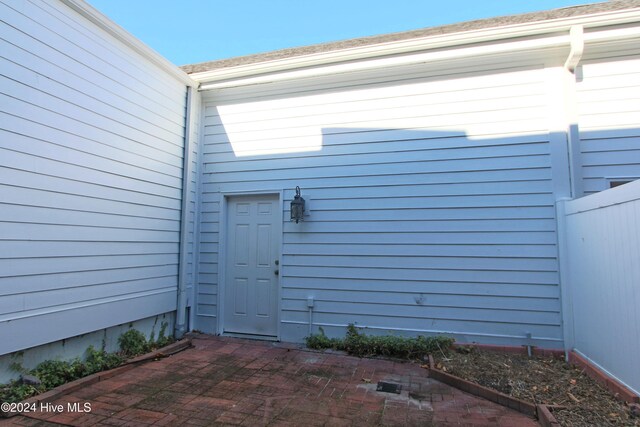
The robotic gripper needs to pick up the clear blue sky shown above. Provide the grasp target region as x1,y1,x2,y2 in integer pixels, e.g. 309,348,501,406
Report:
86,0,594,66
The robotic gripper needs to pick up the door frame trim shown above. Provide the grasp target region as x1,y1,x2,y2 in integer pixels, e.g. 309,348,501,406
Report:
217,190,284,340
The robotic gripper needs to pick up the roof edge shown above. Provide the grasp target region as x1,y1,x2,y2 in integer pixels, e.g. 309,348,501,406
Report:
62,0,197,87
187,3,640,86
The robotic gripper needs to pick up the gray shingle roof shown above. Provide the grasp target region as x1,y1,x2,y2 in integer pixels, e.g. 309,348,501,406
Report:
181,0,640,74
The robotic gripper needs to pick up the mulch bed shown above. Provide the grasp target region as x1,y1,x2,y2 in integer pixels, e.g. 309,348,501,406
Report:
433,347,639,426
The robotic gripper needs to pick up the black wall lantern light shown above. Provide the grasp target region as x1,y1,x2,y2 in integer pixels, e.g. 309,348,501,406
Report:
290,186,305,223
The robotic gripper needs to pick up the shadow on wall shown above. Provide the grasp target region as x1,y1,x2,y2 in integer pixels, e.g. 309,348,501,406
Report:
279,126,563,348
199,99,636,340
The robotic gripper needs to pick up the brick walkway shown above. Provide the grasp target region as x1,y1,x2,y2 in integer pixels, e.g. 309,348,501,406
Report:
4,335,539,426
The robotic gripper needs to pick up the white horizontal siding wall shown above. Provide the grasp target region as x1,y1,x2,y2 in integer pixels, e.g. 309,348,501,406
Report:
197,60,563,347
577,42,640,194
0,0,189,354
559,180,640,395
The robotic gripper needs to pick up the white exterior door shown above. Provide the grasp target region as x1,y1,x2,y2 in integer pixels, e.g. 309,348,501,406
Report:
224,195,280,337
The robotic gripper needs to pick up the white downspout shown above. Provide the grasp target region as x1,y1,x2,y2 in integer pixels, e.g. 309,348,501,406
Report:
175,86,195,338
564,25,585,199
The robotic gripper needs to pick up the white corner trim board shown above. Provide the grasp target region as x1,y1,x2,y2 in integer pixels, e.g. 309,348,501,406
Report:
59,0,197,87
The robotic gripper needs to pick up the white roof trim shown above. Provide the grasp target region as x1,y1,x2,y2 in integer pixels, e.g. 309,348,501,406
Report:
61,0,197,87
192,7,640,88
199,34,571,90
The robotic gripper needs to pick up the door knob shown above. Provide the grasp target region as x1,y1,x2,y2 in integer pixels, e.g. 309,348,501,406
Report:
274,269,279,276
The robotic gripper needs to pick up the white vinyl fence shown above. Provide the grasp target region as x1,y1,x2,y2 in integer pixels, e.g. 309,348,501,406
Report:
557,180,640,396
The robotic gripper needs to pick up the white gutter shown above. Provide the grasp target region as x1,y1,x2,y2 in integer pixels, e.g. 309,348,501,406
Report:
61,0,198,88
199,34,571,90
193,7,640,89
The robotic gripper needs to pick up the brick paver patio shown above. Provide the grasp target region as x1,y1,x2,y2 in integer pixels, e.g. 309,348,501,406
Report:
3,334,539,426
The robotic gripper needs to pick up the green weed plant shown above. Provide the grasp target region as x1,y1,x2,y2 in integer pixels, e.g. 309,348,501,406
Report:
306,324,454,359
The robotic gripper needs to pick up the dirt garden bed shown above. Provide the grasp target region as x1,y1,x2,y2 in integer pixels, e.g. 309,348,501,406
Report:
433,347,639,426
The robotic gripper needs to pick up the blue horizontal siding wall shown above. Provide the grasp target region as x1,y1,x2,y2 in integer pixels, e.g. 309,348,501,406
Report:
196,61,563,348
0,0,188,354
577,44,640,194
